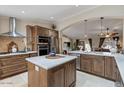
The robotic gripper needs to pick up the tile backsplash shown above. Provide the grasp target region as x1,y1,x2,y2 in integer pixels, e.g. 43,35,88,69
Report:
0,36,25,52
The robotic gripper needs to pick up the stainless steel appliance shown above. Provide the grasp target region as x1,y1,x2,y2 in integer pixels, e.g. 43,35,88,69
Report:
69,53,81,70
38,36,51,56
38,44,50,56
0,17,24,37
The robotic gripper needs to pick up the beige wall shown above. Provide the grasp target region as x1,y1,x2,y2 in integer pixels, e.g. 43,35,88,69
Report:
0,16,52,52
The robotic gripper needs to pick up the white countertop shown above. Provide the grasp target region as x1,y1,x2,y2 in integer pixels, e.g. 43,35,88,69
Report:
69,50,115,57
0,51,37,57
69,50,124,83
26,54,77,70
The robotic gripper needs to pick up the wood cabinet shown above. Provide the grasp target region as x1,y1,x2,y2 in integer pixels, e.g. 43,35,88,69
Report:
35,26,49,36
80,54,104,76
0,54,28,79
80,54,123,83
48,65,65,87
28,59,76,87
0,53,37,79
65,60,76,87
104,57,117,80
26,25,59,53
26,25,34,51
92,56,104,76
29,53,38,57
80,54,92,73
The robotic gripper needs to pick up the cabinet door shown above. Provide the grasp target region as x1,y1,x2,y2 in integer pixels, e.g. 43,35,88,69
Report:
37,27,49,36
26,25,34,51
92,56,104,76
105,57,116,80
80,54,92,72
65,60,76,87
48,65,65,87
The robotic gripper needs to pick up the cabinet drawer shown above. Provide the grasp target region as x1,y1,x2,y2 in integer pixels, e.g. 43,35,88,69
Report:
1,63,27,74
0,67,27,78
29,53,37,57
0,62,27,69
0,63,27,78
81,55,93,60
0,59,26,66
0,54,29,79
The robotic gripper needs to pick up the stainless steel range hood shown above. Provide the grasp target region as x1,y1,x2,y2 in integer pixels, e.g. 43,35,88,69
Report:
0,17,25,37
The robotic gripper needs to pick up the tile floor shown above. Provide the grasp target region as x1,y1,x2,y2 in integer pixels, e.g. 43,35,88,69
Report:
0,71,115,87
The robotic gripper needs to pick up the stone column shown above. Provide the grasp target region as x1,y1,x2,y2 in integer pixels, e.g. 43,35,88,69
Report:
59,31,63,53
123,19,124,49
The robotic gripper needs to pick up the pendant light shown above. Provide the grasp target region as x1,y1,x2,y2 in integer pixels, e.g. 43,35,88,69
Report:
98,17,105,36
84,19,88,38
106,28,110,38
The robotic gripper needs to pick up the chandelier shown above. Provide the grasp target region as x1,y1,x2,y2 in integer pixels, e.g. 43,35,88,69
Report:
98,17,119,37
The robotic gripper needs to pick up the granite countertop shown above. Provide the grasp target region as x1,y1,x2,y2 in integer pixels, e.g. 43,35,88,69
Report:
69,50,124,83
26,54,77,70
0,51,37,57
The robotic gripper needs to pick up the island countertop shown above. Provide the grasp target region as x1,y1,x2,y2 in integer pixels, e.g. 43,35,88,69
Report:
69,50,124,84
26,54,77,70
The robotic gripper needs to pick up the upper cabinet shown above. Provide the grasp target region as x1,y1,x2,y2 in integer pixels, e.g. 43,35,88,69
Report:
26,25,59,53
35,26,49,36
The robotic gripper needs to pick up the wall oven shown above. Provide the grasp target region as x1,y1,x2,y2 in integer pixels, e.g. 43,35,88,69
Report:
38,44,50,56
38,36,51,44
37,36,51,56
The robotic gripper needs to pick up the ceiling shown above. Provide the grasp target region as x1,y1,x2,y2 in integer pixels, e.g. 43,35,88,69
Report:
0,5,98,23
0,5,123,39
63,18,123,39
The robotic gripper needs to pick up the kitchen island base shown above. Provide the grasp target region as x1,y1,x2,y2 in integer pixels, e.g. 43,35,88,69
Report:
28,59,76,87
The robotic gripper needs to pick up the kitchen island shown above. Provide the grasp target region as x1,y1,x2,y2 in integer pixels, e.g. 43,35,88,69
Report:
26,54,77,87
69,51,124,86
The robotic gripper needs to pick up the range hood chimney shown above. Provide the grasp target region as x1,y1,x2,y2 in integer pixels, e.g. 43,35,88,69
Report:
0,17,25,37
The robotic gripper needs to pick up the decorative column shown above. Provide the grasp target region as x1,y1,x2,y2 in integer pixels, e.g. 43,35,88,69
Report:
123,19,124,49
59,31,63,53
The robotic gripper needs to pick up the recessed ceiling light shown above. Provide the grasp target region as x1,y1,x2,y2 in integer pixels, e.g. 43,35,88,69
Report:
50,17,54,19
21,11,25,14
75,5,79,7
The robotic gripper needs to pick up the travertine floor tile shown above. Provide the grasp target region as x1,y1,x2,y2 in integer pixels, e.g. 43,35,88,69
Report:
0,71,115,87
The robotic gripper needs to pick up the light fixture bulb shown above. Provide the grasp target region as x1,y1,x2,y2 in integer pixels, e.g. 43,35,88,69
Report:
50,17,54,19
75,5,79,7
21,11,25,13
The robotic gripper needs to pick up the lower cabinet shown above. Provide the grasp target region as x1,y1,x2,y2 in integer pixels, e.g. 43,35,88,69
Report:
0,53,37,79
48,65,65,87
104,57,117,81
28,59,76,87
80,54,104,76
80,54,92,73
49,60,76,87
80,54,122,82
65,61,76,87
92,56,104,76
